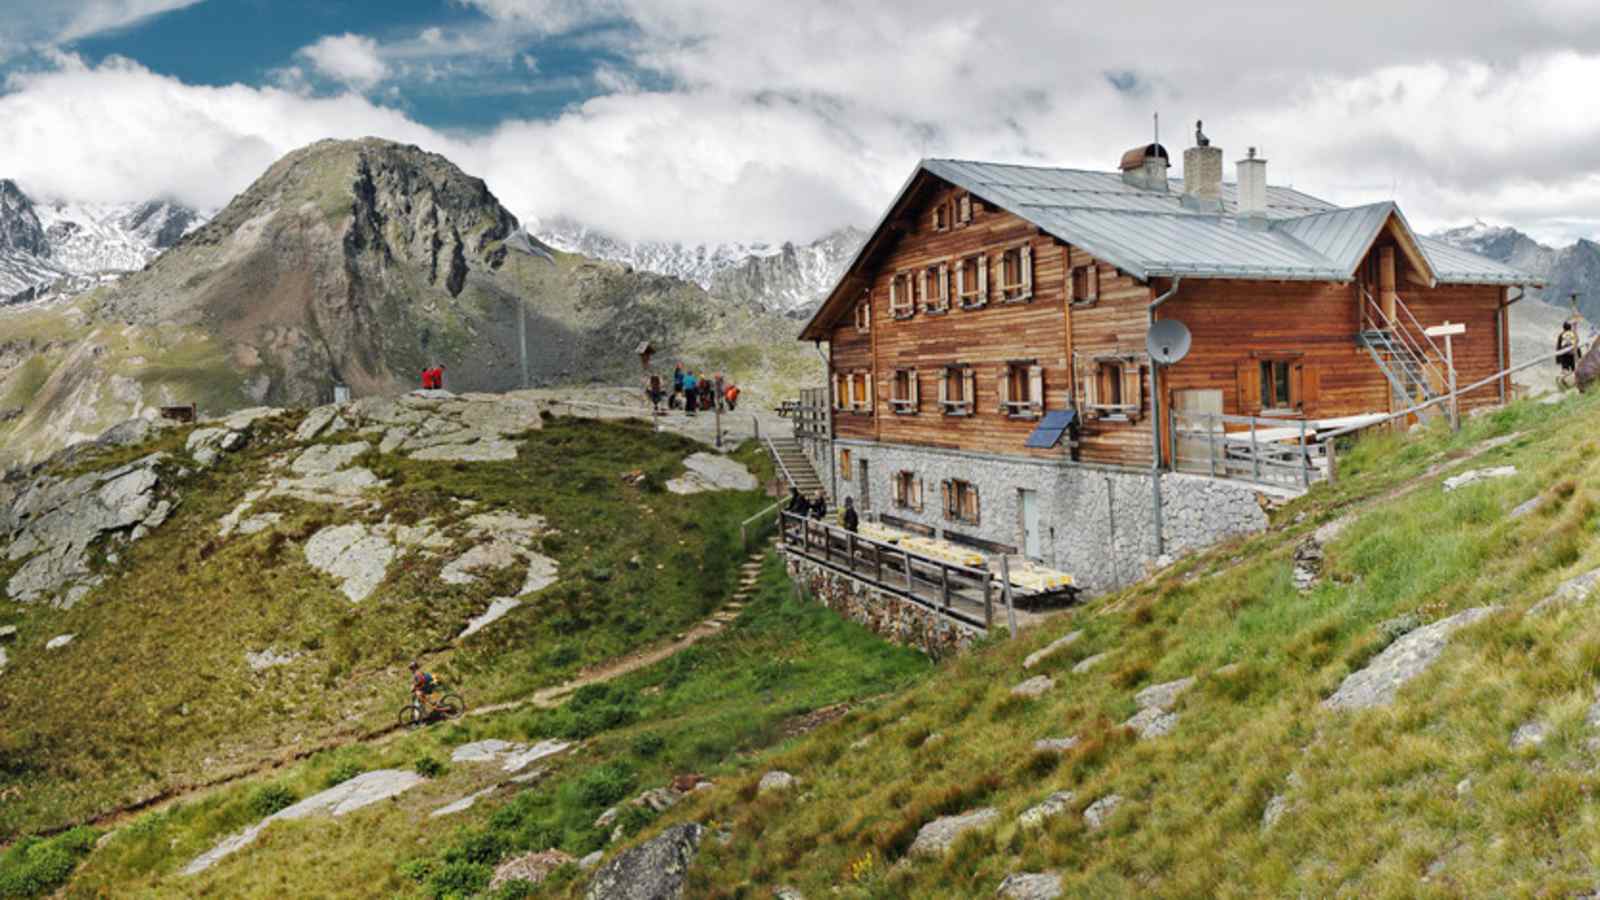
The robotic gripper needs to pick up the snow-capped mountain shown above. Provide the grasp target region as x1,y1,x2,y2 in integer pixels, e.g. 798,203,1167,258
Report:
536,217,865,317
1432,220,1600,322
0,179,206,303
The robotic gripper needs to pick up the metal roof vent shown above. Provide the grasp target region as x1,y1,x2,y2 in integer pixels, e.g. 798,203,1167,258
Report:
1119,143,1170,192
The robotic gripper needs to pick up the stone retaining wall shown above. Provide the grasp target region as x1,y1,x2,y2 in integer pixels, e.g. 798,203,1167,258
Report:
783,552,981,658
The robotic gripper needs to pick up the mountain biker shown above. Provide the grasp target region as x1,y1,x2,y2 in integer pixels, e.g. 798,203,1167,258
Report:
410,660,438,711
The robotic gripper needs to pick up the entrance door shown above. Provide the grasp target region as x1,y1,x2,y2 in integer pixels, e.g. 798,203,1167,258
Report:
1172,388,1225,473
1020,489,1041,560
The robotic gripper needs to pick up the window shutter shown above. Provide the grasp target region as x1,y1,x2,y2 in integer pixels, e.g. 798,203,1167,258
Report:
864,298,871,328
908,369,919,410
913,477,923,512
1028,365,1045,415
939,369,950,408
917,269,927,310
955,260,965,300
1021,244,1033,296
1301,366,1321,409
997,369,1011,414
1124,365,1143,421
976,255,988,303
1088,264,1100,302
937,264,949,308
1291,361,1306,410
963,369,977,412
941,480,952,518
1068,264,1079,304
889,276,899,316
1235,361,1260,415
865,370,875,412
1083,360,1101,416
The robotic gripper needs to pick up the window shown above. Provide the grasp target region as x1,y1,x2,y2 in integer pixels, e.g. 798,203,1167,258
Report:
942,479,980,525
1079,354,1144,421
832,370,874,414
891,368,920,414
889,272,915,319
1069,262,1099,306
893,471,924,511
998,244,1033,303
931,201,950,232
999,362,1045,419
955,254,987,309
921,264,950,313
956,193,973,226
854,296,872,332
1261,360,1292,410
840,448,852,480
1238,356,1307,414
939,365,976,416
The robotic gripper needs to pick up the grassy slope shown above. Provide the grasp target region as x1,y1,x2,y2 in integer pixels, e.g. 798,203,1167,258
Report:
608,390,1600,898
62,556,928,898
0,415,774,840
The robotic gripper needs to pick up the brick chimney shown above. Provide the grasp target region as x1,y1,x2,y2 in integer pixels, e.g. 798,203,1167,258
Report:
1236,147,1268,228
1182,119,1223,212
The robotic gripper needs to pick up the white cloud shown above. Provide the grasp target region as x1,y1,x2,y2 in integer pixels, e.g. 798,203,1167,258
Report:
1,0,205,59
295,33,390,91
11,4,1600,247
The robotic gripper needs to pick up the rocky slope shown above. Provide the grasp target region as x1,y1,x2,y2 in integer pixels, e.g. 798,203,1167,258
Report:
0,179,204,302
0,139,818,466
538,217,865,318
1434,220,1600,322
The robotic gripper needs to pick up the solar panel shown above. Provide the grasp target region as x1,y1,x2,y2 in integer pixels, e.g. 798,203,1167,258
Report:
1025,410,1076,449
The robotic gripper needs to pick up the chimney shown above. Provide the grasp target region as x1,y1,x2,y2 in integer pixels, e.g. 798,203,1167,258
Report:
1119,143,1170,192
1181,119,1223,212
1236,147,1268,228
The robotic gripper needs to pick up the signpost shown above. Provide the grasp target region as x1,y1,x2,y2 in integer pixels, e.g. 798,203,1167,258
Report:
1425,321,1467,431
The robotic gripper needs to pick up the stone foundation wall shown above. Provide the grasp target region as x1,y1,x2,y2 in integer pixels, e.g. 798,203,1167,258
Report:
829,440,1269,595
784,552,980,658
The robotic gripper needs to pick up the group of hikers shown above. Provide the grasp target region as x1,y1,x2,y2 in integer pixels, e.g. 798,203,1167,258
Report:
787,486,857,531
646,363,740,415
419,365,446,390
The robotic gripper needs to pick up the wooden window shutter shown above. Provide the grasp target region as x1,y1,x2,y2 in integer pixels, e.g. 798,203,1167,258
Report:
1028,365,1045,415
1021,244,1033,295
1067,262,1079,303
865,370,875,411
963,368,977,412
914,477,923,511
1301,366,1321,409
1235,361,1260,415
1088,264,1100,302
939,369,950,408
955,260,965,299
918,269,929,307
942,480,953,518
997,368,1011,413
908,369,919,410
1083,359,1101,416
1291,361,1306,410
976,255,988,302
864,298,871,328
937,264,949,308
1122,365,1143,421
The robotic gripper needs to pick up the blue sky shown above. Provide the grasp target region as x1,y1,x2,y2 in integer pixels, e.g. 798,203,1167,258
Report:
4,1,1600,246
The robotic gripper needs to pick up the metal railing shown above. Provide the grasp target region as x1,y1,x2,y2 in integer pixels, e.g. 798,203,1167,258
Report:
1169,410,1324,488
740,499,785,553
779,511,998,631
1360,290,1448,407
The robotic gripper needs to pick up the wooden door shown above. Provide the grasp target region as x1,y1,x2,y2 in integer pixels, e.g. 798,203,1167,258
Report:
1172,389,1224,473
1020,489,1042,560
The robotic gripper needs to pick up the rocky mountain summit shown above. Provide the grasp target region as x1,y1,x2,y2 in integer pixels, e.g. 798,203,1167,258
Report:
1434,220,1600,323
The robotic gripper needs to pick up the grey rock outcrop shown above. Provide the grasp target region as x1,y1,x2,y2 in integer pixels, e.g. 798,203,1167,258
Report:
1441,466,1517,492
1124,676,1194,739
1023,631,1081,670
303,524,396,603
451,738,571,773
1033,737,1079,753
431,787,497,818
1011,676,1055,698
907,808,999,858
3,452,171,606
492,849,576,889
758,771,797,794
1529,568,1600,616
1018,791,1075,830
997,872,1063,899
1322,606,1499,711
665,453,758,494
585,823,703,900
1261,793,1289,831
1072,652,1110,674
1083,794,1122,831
1510,721,1548,749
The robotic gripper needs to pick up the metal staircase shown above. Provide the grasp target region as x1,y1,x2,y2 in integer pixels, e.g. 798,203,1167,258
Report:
1357,290,1448,421
766,434,827,500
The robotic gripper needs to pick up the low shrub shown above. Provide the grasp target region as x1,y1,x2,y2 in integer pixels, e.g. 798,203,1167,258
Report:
0,826,99,898
427,861,492,899
325,761,363,788
415,755,447,778
247,783,298,818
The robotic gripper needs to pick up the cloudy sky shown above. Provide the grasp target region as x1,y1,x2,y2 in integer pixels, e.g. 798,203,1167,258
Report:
3,0,1600,247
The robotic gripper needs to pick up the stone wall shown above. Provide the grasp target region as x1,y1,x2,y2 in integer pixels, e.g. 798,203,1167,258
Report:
784,553,981,658
828,440,1268,595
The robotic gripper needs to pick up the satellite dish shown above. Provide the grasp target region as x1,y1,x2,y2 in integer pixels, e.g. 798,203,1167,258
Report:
1146,319,1192,366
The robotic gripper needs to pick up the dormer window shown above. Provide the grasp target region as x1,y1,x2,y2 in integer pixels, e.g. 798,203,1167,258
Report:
854,296,872,332
1069,262,1099,306
998,244,1033,303
931,202,950,232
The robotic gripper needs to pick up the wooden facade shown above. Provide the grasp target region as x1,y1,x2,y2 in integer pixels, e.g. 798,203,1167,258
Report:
812,170,1515,474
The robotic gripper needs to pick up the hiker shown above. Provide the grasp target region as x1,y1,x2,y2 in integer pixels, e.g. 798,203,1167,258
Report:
842,496,859,533
682,369,699,416
787,485,809,517
724,382,740,411
409,660,438,711
1558,322,1580,385
702,375,716,412
810,489,828,521
671,362,685,409
646,373,665,413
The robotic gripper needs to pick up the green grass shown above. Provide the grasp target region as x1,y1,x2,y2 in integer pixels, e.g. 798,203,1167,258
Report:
62,554,927,898
0,414,775,842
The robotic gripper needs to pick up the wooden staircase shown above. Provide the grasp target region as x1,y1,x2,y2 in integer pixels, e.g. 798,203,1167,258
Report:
767,434,827,499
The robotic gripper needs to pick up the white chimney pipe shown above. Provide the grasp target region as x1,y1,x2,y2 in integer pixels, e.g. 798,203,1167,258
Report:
1236,147,1268,223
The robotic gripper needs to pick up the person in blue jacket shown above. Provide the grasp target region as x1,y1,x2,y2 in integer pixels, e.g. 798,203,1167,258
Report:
682,369,699,416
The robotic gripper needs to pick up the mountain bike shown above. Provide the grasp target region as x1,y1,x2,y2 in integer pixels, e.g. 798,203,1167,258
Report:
398,689,465,729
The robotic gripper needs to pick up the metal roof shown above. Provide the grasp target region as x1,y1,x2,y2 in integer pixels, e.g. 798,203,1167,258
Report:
920,158,1536,286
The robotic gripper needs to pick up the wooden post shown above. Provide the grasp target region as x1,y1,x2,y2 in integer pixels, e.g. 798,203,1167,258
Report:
847,532,857,574
873,541,883,583
940,563,951,610
1446,331,1459,432
903,548,915,594
1299,419,1310,488
1326,437,1338,484
1001,555,1018,637
1208,413,1217,478
1250,418,1261,481
982,572,994,632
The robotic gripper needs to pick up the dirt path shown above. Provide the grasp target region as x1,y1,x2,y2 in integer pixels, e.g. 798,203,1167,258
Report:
51,548,772,839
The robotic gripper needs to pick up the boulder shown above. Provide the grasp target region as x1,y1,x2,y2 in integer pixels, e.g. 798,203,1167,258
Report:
1011,676,1055,698
757,771,797,794
1123,707,1179,740
1510,721,1547,749
1441,466,1517,493
997,873,1063,899
458,598,523,640
1023,631,1081,670
1529,568,1600,616
245,649,299,672
1575,334,1600,392
665,453,758,494
1033,737,1079,754
1509,494,1546,520
1018,791,1075,830
907,808,999,858
0,647,7,673
584,823,703,900
97,418,153,448
580,851,604,870
295,406,340,442
0,625,15,642
1261,793,1289,832
1071,652,1110,674
1134,677,1195,711
45,633,75,650
431,787,498,818
1322,606,1499,711
492,849,576,890
1082,794,1122,831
